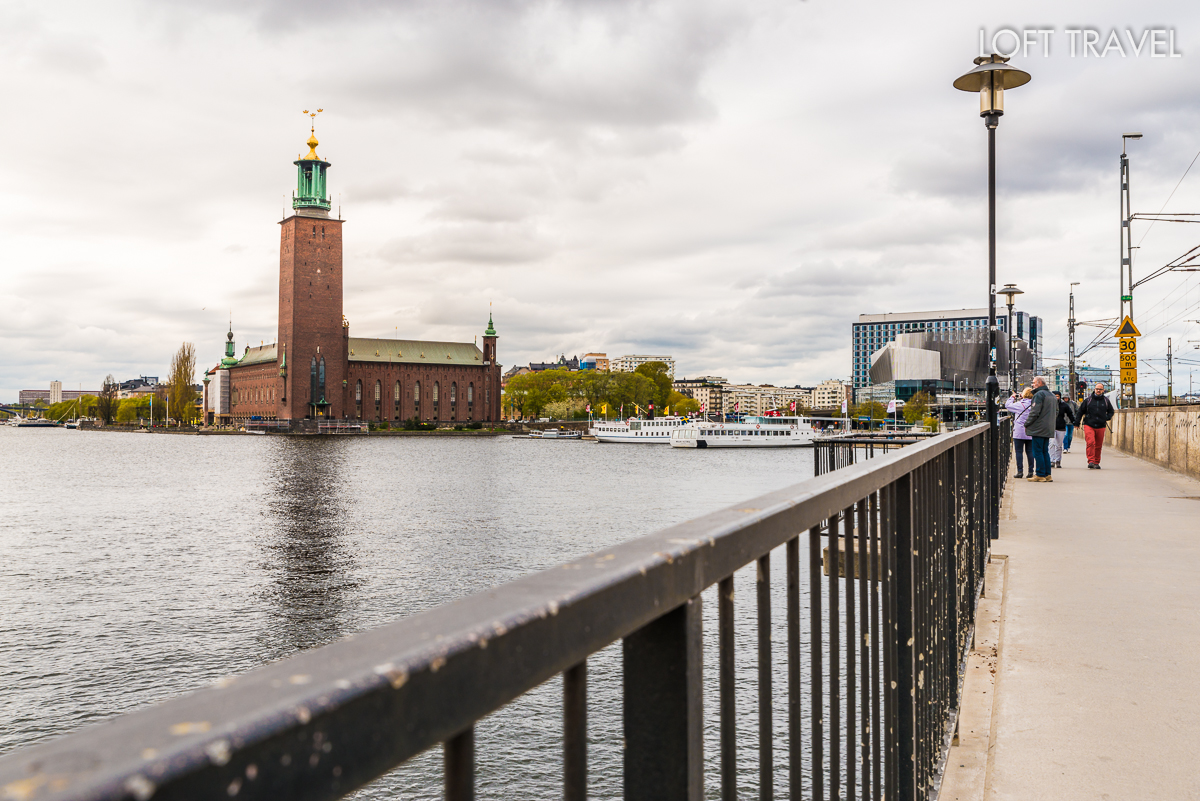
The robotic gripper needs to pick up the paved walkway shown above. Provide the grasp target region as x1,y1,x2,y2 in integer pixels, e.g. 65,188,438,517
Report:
987,446,1200,800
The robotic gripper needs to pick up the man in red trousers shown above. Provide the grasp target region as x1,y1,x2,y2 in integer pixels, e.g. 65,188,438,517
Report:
1077,383,1115,469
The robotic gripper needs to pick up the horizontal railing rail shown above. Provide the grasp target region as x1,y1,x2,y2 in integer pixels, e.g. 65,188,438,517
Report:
0,422,1007,801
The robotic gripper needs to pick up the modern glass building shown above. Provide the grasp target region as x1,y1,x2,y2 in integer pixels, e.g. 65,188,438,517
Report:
852,308,1042,399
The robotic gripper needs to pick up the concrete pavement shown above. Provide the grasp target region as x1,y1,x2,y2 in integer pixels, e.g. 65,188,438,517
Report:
985,447,1200,800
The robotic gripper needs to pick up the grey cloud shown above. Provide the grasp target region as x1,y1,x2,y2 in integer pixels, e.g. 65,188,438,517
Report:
378,222,554,265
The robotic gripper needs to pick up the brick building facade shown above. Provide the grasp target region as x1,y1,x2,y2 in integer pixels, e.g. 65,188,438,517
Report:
203,128,501,426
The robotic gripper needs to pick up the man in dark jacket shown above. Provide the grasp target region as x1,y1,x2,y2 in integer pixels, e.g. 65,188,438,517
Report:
1077,383,1115,468
1024,377,1056,481
1050,391,1076,468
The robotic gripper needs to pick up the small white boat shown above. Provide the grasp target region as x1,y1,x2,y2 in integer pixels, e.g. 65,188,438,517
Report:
590,416,689,444
529,428,582,439
670,415,817,448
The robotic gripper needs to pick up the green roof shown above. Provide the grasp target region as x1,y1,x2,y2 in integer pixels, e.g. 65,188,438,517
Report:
237,343,278,367
349,338,483,366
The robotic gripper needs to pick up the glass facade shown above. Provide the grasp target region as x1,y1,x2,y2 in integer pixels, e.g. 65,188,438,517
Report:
852,313,1005,393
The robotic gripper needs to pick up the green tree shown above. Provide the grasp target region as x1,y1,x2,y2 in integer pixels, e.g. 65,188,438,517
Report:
633,361,673,409
168,342,198,426
903,391,930,424
852,401,887,421
96,375,119,425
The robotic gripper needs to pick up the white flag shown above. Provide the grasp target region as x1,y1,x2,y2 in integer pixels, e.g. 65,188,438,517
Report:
887,399,897,414
841,400,848,415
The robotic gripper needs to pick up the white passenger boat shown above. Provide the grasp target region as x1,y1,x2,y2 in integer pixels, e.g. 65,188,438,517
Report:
529,428,583,439
670,415,817,448
590,416,689,444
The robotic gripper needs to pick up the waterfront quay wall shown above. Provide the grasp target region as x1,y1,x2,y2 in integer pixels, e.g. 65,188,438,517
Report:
1111,407,1200,479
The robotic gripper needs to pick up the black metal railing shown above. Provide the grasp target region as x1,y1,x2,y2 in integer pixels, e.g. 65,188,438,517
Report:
0,422,1008,801
813,431,941,476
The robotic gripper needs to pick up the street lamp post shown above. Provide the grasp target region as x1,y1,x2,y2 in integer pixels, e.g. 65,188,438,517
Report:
997,283,1024,394
954,53,1031,542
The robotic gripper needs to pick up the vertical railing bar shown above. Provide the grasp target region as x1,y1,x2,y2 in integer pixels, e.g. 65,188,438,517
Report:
565,662,588,801
869,490,882,801
894,472,914,801
445,726,475,801
830,509,843,801
719,576,736,801
858,496,870,800
882,482,896,801
809,524,825,801
759,554,773,801
844,503,857,800
787,537,801,801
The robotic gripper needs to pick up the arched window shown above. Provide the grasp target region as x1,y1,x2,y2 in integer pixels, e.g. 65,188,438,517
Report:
414,381,421,402
433,382,439,403
451,382,457,404
375,380,381,402
394,381,401,402
468,383,474,403
318,356,326,401
356,380,362,401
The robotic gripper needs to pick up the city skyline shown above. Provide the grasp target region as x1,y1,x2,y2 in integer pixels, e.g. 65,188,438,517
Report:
3,1,1200,399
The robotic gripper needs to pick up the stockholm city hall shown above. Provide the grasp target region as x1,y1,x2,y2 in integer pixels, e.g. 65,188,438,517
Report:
203,121,502,426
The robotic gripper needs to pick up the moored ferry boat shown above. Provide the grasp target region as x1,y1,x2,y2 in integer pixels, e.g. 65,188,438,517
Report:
529,427,582,439
669,415,816,448
590,416,689,443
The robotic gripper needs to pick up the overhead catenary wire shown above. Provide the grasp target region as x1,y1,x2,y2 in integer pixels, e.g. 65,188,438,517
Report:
1135,146,1200,249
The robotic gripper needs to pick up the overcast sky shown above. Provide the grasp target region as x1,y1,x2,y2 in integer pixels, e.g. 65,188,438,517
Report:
3,0,1200,399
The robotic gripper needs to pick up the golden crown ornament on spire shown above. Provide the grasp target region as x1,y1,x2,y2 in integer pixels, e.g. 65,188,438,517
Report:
301,108,324,160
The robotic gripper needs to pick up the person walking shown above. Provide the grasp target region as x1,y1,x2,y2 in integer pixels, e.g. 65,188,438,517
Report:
1049,390,1075,468
1025,376,1056,482
1005,387,1034,478
1077,382,1116,469
1063,394,1080,453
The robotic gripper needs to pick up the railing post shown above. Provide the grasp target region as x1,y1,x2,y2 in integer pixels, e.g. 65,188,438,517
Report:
893,473,915,801
445,726,475,801
565,662,587,801
623,597,704,801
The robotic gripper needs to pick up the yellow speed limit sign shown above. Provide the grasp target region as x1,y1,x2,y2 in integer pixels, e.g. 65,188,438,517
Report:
1119,337,1137,383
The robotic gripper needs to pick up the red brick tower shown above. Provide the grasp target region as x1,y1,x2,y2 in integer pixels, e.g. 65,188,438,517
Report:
277,123,346,420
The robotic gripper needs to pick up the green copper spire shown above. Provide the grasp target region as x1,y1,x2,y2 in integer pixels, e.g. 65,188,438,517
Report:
485,311,496,337
220,326,239,368
293,117,331,214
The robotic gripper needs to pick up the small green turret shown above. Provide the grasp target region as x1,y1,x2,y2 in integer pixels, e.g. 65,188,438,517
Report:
485,312,497,337
220,326,239,369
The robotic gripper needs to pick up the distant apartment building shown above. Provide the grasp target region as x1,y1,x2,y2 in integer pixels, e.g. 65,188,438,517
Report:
811,379,852,410
673,376,728,414
118,376,161,399
581,353,610,371
18,384,99,405
722,384,812,416
852,308,1042,398
611,354,675,377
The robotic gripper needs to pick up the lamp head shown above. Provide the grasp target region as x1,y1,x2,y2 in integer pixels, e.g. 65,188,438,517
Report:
996,283,1024,308
953,54,1031,117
